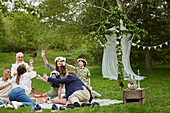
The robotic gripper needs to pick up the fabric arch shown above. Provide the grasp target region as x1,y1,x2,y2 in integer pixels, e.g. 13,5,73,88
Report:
102,26,145,80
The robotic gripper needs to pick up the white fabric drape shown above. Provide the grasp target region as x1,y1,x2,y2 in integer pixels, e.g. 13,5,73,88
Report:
102,26,145,80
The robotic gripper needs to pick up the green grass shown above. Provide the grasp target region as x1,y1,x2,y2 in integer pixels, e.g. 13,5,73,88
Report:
0,50,170,113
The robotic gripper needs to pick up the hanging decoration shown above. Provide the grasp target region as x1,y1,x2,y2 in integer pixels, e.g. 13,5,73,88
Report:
91,6,147,85
129,40,169,50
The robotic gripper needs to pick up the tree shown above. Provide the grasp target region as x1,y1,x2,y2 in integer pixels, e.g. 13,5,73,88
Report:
37,0,87,50
81,0,169,71
127,0,170,71
2,11,40,52
0,14,6,52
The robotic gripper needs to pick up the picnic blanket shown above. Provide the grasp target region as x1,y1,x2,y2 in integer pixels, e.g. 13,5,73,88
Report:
39,99,123,109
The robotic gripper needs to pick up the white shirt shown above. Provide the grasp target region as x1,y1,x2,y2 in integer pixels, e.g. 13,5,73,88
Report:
11,62,30,77
10,71,36,95
0,78,12,99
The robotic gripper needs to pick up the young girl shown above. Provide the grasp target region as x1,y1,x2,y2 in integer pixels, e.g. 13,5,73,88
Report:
36,71,67,105
66,58,101,98
36,71,61,99
9,64,36,109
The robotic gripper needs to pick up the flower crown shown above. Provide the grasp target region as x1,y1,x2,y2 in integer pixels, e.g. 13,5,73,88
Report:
50,71,60,77
77,58,87,64
16,52,24,58
54,57,66,62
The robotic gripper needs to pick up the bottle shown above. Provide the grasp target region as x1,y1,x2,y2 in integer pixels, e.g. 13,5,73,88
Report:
137,69,141,89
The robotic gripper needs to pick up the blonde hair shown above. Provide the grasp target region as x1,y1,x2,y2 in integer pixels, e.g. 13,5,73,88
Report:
16,52,24,58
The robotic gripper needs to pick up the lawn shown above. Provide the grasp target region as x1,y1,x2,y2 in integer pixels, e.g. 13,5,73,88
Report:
0,50,170,113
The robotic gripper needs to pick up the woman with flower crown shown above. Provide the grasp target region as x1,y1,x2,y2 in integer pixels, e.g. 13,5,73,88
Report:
11,52,33,77
41,54,67,78
11,52,35,96
41,53,68,104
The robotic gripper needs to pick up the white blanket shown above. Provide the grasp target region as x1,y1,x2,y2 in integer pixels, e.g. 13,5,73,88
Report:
39,99,123,109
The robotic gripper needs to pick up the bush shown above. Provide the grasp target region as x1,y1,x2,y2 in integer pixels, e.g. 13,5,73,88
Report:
87,41,103,65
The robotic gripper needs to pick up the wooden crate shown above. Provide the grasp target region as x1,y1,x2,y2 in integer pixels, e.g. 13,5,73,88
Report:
123,88,145,104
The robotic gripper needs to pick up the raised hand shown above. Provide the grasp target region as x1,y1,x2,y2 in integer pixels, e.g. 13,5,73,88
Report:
36,74,41,79
41,50,45,58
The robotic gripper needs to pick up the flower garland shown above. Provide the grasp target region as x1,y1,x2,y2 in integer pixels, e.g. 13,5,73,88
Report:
91,6,147,85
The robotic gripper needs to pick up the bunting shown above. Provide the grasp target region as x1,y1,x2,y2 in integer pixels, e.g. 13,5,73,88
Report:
130,40,170,50
98,39,169,50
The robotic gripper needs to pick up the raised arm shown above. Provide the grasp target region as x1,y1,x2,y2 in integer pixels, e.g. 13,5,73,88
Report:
36,75,48,82
27,71,36,79
42,53,56,71
87,69,91,88
65,63,75,70
41,53,49,65
88,76,90,87
44,75,73,84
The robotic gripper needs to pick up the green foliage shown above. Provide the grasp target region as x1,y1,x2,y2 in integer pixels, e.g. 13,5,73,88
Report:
0,13,6,52
0,0,86,52
48,24,84,51
86,41,103,65
1,11,40,52
0,0,8,14
36,0,87,50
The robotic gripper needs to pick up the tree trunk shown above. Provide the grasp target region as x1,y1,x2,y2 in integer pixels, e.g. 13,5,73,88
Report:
116,0,123,11
116,0,123,26
142,1,152,72
145,41,152,72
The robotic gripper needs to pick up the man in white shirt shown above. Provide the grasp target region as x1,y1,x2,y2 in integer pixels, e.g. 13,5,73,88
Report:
0,68,12,99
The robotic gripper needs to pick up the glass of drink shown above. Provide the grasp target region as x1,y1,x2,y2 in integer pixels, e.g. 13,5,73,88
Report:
43,73,47,80
30,59,33,66
41,50,45,56
43,73,47,76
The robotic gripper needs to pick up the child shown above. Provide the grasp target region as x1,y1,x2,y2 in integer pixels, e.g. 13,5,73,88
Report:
66,58,101,98
9,64,36,109
36,71,62,99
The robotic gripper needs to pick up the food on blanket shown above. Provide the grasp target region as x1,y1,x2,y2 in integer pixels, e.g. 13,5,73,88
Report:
28,94,34,98
31,98,36,102
33,93,47,98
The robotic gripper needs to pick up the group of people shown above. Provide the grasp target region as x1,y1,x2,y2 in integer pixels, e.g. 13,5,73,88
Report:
0,51,101,111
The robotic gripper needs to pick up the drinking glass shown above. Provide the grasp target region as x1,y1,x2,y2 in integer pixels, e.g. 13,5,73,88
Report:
41,50,45,56
30,59,33,66
43,73,47,76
